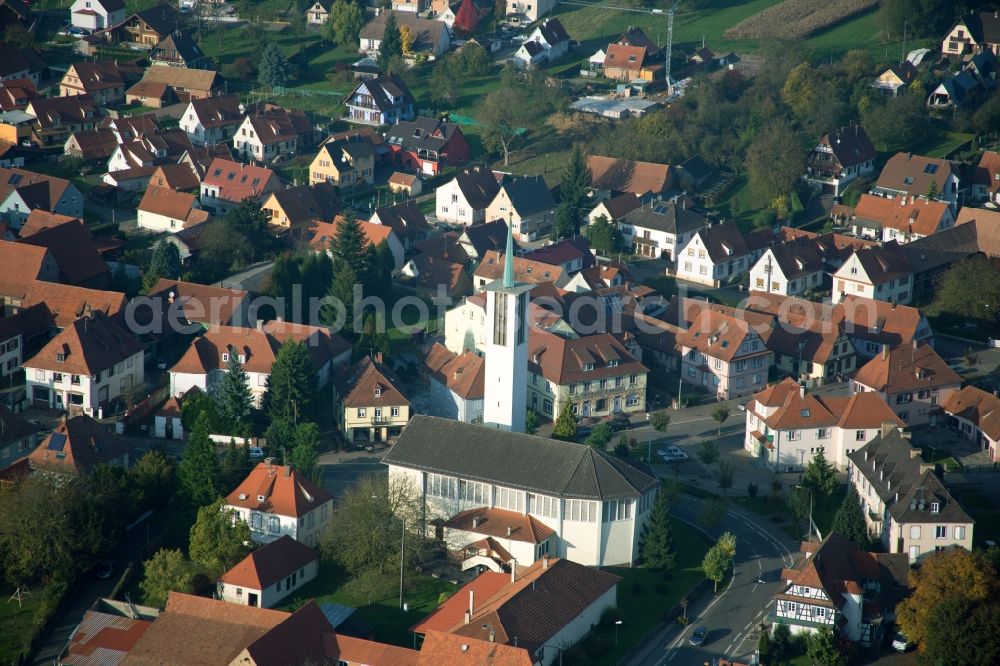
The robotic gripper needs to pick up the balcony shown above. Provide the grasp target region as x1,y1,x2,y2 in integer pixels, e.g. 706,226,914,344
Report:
371,415,400,425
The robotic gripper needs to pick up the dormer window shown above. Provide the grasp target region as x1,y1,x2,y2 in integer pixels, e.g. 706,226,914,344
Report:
583,362,595,371
222,352,230,362
931,502,940,514
257,494,265,502
56,353,65,363
801,409,810,417
607,359,619,367
238,354,246,363
375,387,382,396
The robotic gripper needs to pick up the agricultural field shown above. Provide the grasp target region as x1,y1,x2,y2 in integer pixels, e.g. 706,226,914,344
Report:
724,0,878,41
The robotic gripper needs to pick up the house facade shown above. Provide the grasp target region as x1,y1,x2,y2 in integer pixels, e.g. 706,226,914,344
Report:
803,125,877,196
344,74,415,126
943,385,1000,462
217,535,319,608
233,108,315,164
484,175,555,242
425,343,484,423
744,378,904,472
832,244,913,305
435,167,502,226
748,240,824,298
848,428,973,563
619,202,710,262
849,194,955,243
384,415,660,567
359,12,450,59
334,354,410,443
675,308,772,400
850,342,961,427
70,0,126,32
674,221,753,287
24,311,145,417
178,95,244,147
942,12,1000,57
305,0,331,24
871,153,962,206
309,136,376,189
199,159,281,214
384,117,470,176
225,461,334,547
513,18,571,69
771,533,909,646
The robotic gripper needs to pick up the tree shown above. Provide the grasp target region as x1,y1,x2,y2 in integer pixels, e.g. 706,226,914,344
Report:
140,549,196,607
702,531,736,592
319,473,427,577
896,548,1000,651
641,493,675,572
586,215,623,256
716,458,735,496
258,42,293,90
215,350,253,434
651,410,670,435
931,256,1000,324
861,93,927,151
789,485,812,522
129,449,175,513
551,402,577,441
830,485,871,549
525,409,539,435
802,449,837,504
558,143,591,236
399,24,415,55
480,86,531,167
330,213,368,275
758,630,770,665
781,62,817,120
180,389,224,433
806,627,848,666
264,253,302,319
453,0,480,34
3,23,34,49
377,12,403,71
697,440,719,466
880,0,956,38
327,0,364,46
550,202,576,241
188,499,252,576
698,497,727,529
918,596,1000,666
325,261,358,332
177,413,221,506
220,439,251,491
746,124,805,203
711,405,730,435
771,622,791,664
289,422,322,479
585,422,612,449
264,340,318,424
145,240,181,289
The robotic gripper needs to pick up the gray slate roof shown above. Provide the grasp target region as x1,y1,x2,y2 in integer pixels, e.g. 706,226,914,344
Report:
622,201,711,236
383,415,658,500
502,176,556,218
847,429,972,526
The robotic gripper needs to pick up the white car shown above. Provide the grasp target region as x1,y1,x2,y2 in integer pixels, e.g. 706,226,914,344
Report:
891,632,912,652
657,446,689,462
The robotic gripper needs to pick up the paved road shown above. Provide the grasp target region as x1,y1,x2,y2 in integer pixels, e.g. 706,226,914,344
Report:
626,496,797,666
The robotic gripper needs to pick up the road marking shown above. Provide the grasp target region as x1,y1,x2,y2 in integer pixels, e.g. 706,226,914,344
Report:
744,622,752,631
666,651,676,661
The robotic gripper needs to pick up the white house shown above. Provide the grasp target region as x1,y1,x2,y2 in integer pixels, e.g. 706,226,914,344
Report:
217,535,319,608
832,243,913,305
70,0,126,33
178,95,245,147
435,167,502,226
506,0,557,24
847,428,974,563
232,110,314,164
943,385,1000,462
802,125,876,197
137,186,207,233
512,18,571,70
675,307,772,400
425,344,484,423
24,312,145,418
748,239,825,298
384,415,659,568
225,461,334,547
619,201,711,261
305,0,332,25
358,12,451,59
168,323,348,407
0,168,84,229
675,221,754,287
743,377,904,472
771,533,910,647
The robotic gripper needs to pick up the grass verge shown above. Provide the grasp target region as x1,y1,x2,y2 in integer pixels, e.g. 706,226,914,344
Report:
0,582,67,664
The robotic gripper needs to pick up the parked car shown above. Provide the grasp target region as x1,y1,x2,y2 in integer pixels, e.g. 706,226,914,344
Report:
95,559,116,580
657,445,689,463
689,626,707,647
248,446,265,459
891,632,912,652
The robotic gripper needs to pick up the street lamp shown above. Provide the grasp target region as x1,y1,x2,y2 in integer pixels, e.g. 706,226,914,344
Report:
794,484,814,542
614,619,623,645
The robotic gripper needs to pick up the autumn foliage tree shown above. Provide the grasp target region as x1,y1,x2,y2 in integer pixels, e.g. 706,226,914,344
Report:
453,0,480,34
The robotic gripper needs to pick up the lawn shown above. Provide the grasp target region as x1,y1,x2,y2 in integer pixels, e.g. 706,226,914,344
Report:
280,562,457,647
590,518,710,665
0,583,65,664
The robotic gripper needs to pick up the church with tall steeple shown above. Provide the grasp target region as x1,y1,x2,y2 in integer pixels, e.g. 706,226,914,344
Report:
482,218,532,432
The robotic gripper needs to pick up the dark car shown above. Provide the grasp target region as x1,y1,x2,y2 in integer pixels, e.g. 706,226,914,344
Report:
95,559,116,580
689,626,707,647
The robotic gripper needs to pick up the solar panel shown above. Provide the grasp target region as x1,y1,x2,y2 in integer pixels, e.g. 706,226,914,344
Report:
924,164,938,174
47,433,67,452
653,205,668,214
8,174,22,186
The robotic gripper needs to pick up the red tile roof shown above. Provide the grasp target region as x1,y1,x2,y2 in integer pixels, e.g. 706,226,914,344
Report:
410,572,511,634
65,610,151,666
225,461,333,519
219,535,318,590
334,354,410,409
26,310,143,376
587,155,671,197
852,194,952,237
853,342,961,394
942,385,1000,441
202,158,279,202
444,507,556,544
425,343,484,399
18,219,108,286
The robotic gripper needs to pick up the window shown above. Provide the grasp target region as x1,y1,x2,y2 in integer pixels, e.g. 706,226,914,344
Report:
428,474,458,499
497,486,522,512
566,499,597,522
543,399,552,413
357,408,366,418
817,428,829,439
391,407,400,417
787,430,799,441
714,359,722,369
458,479,488,503
603,499,632,522
856,430,866,441
815,608,825,618
374,408,382,420
222,352,229,362
251,513,262,530
956,526,966,540
930,502,939,514
909,545,920,560
269,516,279,533
527,493,558,518
935,526,947,539
751,356,764,369
910,525,921,539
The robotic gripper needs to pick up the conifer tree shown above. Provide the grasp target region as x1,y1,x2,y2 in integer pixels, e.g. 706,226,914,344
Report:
641,493,676,571
216,348,253,434
178,413,221,506
552,402,577,441
831,485,871,549
377,12,403,71
264,340,318,424
803,449,838,503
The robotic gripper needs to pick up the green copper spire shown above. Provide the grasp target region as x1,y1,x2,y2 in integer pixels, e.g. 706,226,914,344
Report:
503,213,515,288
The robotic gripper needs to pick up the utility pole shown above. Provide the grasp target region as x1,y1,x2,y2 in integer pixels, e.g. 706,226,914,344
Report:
664,2,678,96
399,516,406,609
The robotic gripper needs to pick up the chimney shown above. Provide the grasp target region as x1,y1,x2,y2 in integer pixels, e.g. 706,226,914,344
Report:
469,590,475,616
912,338,918,351
284,465,292,478
799,384,805,398
910,447,922,459
882,344,889,361
880,421,896,438
506,526,512,537
256,319,264,331
463,610,471,625
472,516,480,529
510,559,516,582
542,554,550,569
